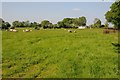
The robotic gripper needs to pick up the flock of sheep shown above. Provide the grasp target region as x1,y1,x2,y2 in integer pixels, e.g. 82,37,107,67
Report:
9,29,32,32
7,28,116,34
8,28,78,33
67,29,76,33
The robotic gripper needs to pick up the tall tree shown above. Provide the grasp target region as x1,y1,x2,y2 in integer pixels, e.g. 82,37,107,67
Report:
0,18,11,30
94,18,101,28
41,20,53,29
104,21,109,28
105,1,120,29
57,21,64,28
12,21,20,27
79,16,87,26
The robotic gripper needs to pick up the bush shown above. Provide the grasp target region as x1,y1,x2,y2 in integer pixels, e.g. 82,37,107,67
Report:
34,26,40,30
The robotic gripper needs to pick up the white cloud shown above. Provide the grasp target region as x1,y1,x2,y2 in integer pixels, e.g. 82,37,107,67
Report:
72,8,80,11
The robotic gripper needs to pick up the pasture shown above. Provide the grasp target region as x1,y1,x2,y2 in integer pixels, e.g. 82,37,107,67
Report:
2,28,119,78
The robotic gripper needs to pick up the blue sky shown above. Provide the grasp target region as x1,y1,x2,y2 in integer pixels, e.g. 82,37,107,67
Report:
1,2,113,25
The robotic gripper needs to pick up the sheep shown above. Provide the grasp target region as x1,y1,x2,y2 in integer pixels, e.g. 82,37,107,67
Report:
9,29,18,32
9,29,13,32
23,29,32,32
68,30,72,33
74,30,76,33
12,29,18,32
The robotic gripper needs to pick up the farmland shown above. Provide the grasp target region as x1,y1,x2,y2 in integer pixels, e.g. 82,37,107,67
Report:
2,28,119,78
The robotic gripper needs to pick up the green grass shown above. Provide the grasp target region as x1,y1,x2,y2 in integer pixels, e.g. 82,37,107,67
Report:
2,28,119,78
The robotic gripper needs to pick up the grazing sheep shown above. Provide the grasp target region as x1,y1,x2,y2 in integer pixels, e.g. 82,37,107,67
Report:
68,30,72,33
9,29,13,32
23,30,25,32
23,29,32,32
74,30,76,33
9,29,17,32
12,29,18,32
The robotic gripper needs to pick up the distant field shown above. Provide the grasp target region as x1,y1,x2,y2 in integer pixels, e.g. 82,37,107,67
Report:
2,28,119,78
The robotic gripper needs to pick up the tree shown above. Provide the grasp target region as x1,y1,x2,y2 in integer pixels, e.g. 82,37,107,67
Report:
57,21,65,28
30,22,38,27
104,21,109,28
12,21,20,27
105,1,120,29
24,20,30,27
53,24,59,29
0,18,11,30
78,16,87,26
4,22,11,29
62,18,73,28
41,20,53,29
93,18,101,28
71,18,79,27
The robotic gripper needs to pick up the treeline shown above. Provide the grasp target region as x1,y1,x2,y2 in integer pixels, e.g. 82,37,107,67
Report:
0,1,120,30
0,16,108,30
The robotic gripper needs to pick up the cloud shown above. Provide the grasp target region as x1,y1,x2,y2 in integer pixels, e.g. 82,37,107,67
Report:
72,8,80,11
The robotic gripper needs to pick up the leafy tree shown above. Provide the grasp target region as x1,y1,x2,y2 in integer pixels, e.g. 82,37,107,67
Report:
62,18,73,28
5,22,11,29
71,18,79,27
104,21,109,28
0,18,11,30
57,21,65,28
41,20,53,29
105,1,120,29
30,22,39,27
24,20,30,27
78,16,87,26
12,21,20,27
93,18,101,28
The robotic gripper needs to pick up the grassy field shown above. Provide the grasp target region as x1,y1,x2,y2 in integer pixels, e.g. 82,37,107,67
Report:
2,28,119,78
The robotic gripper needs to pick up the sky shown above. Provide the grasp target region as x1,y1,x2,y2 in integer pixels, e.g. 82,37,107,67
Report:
1,1,113,25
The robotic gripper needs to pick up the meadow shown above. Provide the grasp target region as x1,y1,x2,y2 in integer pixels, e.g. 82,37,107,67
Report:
2,28,119,78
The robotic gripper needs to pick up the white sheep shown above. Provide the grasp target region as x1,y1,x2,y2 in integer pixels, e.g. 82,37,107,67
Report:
74,30,76,33
23,29,32,32
9,29,13,32
68,30,72,33
12,29,18,32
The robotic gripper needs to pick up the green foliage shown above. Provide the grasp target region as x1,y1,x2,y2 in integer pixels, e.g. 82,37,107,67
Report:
57,16,87,29
0,18,11,30
30,22,40,27
105,1,120,29
12,21,20,27
41,20,53,29
57,21,64,28
78,16,87,26
12,20,40,28
93,18,101,28
104,21,109,28
2,28,118,78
